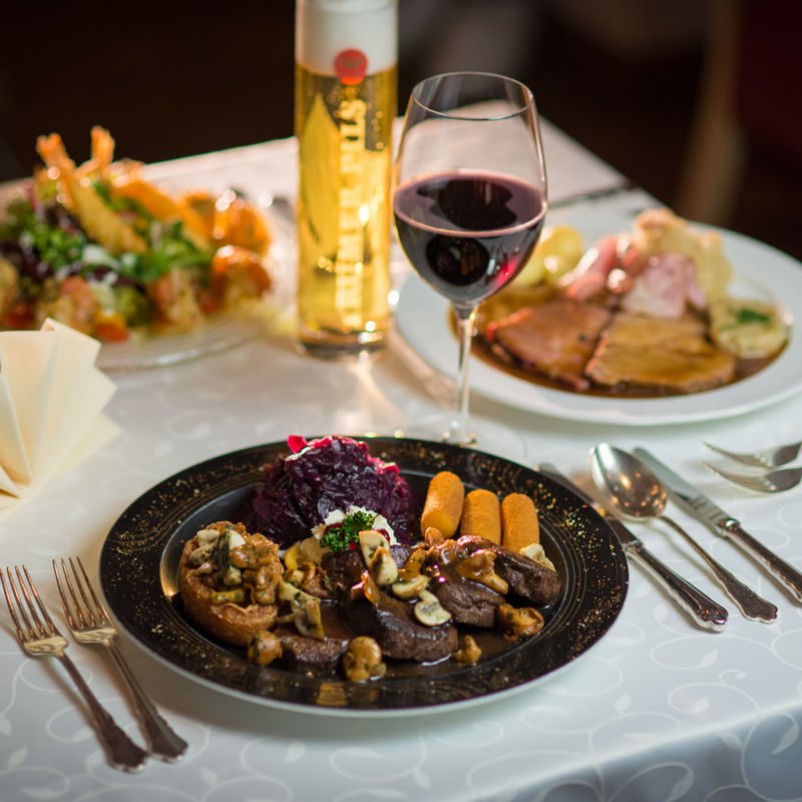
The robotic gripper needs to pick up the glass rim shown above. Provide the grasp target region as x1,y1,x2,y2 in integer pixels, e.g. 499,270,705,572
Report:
409,71,535,121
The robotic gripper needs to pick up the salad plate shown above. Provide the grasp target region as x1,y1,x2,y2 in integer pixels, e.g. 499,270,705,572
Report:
99,436,628,717
0,151,296,371
93,212,295,371
394,204,802,426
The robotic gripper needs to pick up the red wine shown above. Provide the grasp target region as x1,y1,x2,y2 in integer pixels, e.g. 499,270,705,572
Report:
394,171,546,307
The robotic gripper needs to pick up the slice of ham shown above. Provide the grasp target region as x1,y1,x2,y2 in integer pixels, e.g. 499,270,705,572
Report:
621,253,707,319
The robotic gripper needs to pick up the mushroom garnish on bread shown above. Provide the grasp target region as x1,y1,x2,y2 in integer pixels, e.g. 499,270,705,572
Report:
179,521,282,647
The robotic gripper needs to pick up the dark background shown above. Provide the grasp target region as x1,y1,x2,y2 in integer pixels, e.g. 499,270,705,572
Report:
2,0,800,260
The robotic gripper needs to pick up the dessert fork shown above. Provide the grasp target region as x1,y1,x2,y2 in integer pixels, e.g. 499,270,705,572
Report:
53,557,188,762
704,463,802,493
1,564,148,772
704,439,802,469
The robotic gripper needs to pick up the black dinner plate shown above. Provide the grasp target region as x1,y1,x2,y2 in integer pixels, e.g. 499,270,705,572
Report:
99,436,628,716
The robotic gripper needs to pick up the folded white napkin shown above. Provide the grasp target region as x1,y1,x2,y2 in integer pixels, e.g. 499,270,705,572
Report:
0,319,119,519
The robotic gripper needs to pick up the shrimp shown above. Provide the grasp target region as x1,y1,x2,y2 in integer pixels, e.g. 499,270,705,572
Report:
178,188,272,253
178,190,217,240
75,126,116,180
110,177,211,248
212,190,272,255
36,133,147,256
146,268,204,329
39,275,99,334
211,244,272,307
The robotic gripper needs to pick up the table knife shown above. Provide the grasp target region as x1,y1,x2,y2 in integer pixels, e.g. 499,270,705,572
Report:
538,464,729,630
634,447,802,604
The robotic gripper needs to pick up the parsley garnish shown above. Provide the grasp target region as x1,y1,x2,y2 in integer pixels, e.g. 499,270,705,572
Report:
320,509,379,552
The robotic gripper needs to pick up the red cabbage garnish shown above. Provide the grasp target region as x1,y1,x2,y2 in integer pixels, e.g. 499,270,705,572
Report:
252,436,414,548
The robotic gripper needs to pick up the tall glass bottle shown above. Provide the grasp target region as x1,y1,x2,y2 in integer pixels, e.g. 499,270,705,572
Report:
294,0,397,358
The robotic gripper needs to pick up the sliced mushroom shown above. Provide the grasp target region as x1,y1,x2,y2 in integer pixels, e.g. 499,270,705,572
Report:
188,541,215,566
284,536,326,570
414,589,452,627
423,526,446,547
195,526,222,544
247,629,283,666
293,596,324,639
390,573,430,599
278,578,325,639
359,529,389,566
368,546,399,586
519,542,556,572
497,603,545,640
351,570,380,605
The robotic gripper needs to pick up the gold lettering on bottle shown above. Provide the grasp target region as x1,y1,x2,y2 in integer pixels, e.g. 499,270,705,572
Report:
334,98,368,322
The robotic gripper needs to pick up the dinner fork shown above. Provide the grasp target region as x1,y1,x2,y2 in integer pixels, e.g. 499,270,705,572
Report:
1,565,148,772
704,462,802,493
704,439,802,469
53,557,188,762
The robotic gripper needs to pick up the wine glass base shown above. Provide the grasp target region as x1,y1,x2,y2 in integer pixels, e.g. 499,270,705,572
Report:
394,414,529,464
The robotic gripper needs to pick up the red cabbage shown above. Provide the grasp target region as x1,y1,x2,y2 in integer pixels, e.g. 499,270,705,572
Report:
251,436,415,547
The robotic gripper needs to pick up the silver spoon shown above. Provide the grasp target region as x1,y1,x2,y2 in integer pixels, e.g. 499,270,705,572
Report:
704,462,802,494
590,444,778,623
703,439,802,469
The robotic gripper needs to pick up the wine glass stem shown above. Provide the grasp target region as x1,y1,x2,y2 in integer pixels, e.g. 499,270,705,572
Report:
450,304,478,446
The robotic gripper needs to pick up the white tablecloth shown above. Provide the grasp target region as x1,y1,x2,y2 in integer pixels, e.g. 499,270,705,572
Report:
1,122,801,802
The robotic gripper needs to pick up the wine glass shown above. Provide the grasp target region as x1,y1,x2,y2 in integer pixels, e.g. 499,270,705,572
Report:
393,71,548,453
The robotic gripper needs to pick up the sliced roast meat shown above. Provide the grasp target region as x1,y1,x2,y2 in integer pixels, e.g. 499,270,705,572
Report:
277,628,350,669
585,312,736,393
323,547,457,663
338,591,458,662
484,299,612,390
429,568,504,628
456,535,562,606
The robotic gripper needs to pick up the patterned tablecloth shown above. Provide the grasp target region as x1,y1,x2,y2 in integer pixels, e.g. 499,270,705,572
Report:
1,122,801,802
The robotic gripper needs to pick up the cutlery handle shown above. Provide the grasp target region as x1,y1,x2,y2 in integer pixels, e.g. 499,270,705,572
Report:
56,652,148,772
108,641,188,761
723,522,802,604
628,545,728,631
536,462,728,631
662,516,779,623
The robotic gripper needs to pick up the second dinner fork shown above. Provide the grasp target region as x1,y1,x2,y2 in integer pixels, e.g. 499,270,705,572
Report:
53,557,188,762
704,463,802,493
1,565,148,772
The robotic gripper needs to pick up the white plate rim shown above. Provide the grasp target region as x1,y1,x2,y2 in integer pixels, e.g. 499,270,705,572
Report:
395,209,802,426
